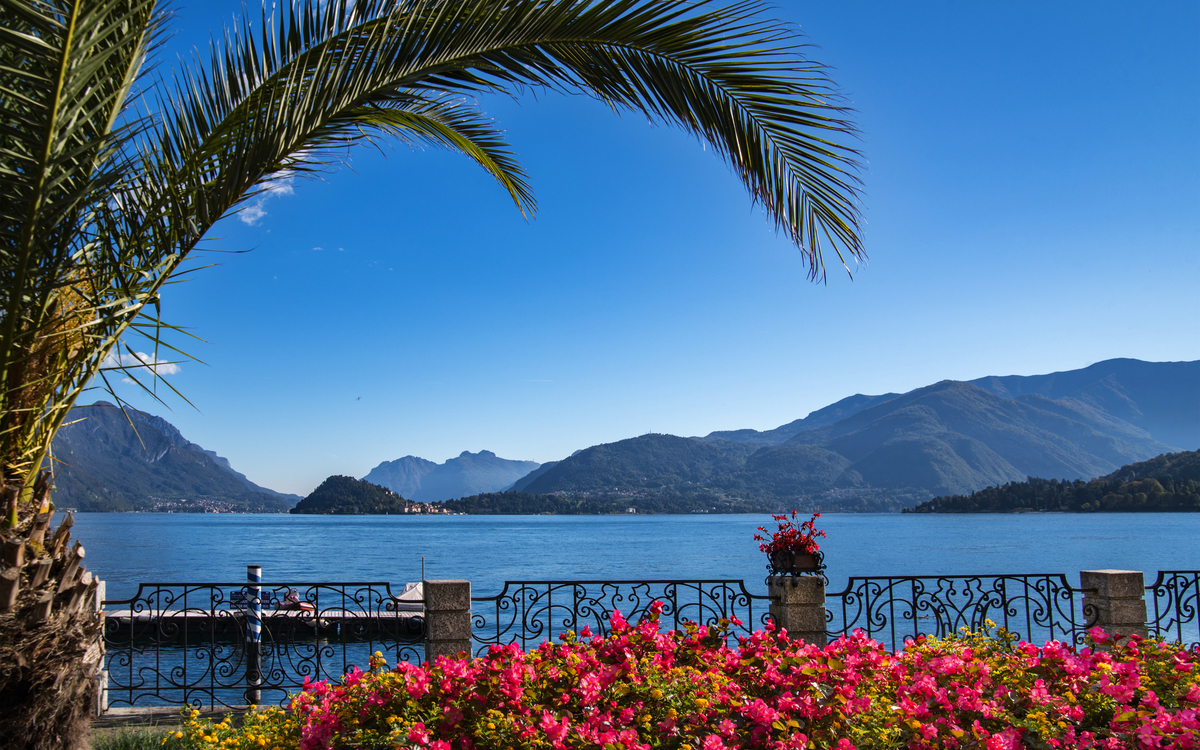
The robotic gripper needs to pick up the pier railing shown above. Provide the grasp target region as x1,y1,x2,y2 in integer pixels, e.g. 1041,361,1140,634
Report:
102,580,424,710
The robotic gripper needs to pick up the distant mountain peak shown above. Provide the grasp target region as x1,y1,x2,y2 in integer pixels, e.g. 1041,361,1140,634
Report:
364,450,539,503
458,449,497,459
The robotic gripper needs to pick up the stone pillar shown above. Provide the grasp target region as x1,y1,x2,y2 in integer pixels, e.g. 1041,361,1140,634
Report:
1080,570,1148,644
424,579,472,661
767,575,827,647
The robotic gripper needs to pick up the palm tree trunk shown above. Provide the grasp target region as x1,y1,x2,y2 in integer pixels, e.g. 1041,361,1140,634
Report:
0,477,104,750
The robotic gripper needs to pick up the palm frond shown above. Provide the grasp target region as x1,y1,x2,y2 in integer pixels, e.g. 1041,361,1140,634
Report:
143,0,861,282
0,0,161,494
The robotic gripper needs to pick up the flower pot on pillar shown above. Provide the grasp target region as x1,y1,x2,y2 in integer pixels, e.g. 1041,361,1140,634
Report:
756,511,827,578
769,550,821,576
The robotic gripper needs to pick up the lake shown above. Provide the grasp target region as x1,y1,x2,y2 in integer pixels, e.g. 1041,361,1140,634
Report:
70,511,1200,602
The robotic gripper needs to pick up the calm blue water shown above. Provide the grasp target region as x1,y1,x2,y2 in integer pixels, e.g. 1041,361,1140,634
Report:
71,512,1200,602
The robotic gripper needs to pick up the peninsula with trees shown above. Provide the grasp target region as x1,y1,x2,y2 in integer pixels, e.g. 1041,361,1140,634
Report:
904,451,1200,513
289,476,451,515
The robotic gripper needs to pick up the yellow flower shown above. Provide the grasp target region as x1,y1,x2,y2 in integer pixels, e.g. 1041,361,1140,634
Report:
650,688,663,700
694,698,709,709
487,723,496,730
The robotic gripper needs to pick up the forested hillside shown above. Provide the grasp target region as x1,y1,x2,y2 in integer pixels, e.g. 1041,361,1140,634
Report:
516,374,1178,509
290,476,411,514
441,490,778,515
905,451,1200,513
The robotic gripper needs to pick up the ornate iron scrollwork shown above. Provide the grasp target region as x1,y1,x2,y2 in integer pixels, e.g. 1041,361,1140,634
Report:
825,573,1090,652
1146,570,1200,650
471,580,771,656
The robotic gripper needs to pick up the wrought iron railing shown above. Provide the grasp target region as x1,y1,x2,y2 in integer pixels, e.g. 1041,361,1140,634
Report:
1146,570,1200,649
471,580,770,655
102,582,424,709
99,569,1197,710
825,574,1092,651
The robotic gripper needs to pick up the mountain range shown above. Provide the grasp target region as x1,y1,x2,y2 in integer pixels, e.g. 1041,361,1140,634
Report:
513,358,1197,508
362,451,541,503
49,358,1197,511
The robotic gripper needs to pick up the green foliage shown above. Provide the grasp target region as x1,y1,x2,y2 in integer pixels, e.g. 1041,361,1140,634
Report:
907,450,1200,513
1,0,165,507
90,726,170,750
290,476,410,514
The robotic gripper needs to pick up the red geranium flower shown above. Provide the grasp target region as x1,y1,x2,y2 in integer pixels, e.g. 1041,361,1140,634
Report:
753,510,825,556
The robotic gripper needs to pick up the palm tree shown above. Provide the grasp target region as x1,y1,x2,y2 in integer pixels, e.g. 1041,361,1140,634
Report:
0,0,862,745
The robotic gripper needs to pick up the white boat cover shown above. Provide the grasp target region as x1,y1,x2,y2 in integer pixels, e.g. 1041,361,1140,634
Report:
390,580,423,611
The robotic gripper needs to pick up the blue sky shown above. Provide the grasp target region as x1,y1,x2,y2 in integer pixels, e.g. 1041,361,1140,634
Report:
93,0,1200,497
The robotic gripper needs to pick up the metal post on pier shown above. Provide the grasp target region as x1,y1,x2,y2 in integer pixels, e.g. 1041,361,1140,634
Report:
246,565,262,705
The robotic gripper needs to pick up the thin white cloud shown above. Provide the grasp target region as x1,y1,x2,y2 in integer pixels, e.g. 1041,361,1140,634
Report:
239,202,268,225
262,175,296,196
102,351,182,383
238,173,296,225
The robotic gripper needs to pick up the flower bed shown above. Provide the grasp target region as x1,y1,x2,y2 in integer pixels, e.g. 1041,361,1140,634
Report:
163,604,1198,750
